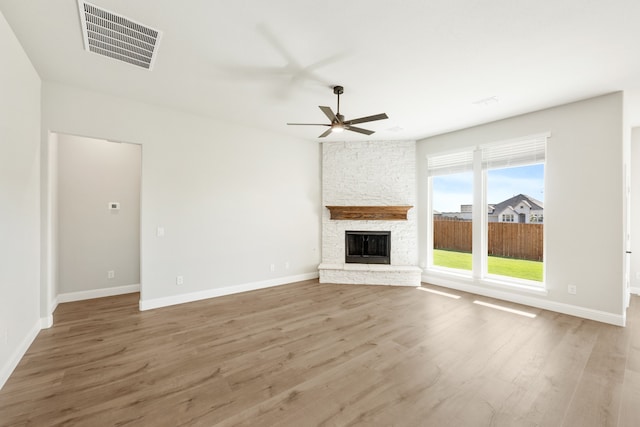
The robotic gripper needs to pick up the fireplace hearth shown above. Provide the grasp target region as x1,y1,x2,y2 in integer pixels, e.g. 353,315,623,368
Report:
345,231,391,264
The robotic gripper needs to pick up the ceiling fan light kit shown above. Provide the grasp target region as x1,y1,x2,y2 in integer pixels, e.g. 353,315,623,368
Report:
287,85,388,138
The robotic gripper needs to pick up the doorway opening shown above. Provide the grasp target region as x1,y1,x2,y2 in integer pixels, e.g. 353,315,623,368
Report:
43,132,142,324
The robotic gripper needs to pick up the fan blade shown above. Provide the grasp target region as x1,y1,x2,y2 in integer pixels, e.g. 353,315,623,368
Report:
287,123,330,126
318,128,333,138
346,125,375,135
319,106,338,122
345,113,388,125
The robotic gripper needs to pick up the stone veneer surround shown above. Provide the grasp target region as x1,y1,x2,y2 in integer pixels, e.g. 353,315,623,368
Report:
319,140,421,286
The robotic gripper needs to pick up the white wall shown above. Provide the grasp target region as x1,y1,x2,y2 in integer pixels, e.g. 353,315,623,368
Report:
630,128,640,293
41,82,321,308
418,92,625,323
43,132,58,312
0,10,42,388
57,134,141,294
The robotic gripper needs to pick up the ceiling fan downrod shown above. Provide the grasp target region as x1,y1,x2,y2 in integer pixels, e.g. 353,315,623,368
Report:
333,85,344,117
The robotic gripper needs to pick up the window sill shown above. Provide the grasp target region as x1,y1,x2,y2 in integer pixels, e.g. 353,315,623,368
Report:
423,268,548,296
481,276,548,296
429,266,473,279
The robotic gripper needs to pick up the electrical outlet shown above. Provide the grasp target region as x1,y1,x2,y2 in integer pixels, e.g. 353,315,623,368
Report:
107,270,115,279
270,264,275,272
285,261,290,270
636,272,640,280
176,276,184,286
568,284,577,295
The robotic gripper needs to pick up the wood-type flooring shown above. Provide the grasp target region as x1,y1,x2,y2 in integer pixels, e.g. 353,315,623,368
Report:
1,280,639,426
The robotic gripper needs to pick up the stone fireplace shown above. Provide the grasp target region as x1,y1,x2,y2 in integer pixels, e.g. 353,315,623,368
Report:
318,141,422,286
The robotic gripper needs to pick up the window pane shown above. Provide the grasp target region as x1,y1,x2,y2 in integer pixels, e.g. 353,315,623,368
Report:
486,164,544,281
432,171,473,271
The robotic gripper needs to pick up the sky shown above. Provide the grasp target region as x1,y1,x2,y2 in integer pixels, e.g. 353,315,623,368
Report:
432,164,544,213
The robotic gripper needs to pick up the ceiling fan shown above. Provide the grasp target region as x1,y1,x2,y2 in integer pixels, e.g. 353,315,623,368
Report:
287,85,388,138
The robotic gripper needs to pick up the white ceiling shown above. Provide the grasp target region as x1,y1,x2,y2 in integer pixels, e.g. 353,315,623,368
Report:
2,0,640,141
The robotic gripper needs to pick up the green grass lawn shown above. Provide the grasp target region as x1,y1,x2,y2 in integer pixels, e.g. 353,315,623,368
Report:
433,249,543,282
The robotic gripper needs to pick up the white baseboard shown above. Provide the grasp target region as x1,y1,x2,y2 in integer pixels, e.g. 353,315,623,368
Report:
422,273,625,326
0,319,41,391
139,272,319,311
50,296,59,317
41,315,53,329
42,296,59,330
57,284,140,304
631,287,640,296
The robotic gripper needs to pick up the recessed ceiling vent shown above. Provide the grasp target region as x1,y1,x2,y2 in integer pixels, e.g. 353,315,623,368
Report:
77,1,162,70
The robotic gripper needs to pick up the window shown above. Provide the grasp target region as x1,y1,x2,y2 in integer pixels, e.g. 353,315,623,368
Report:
483,137,545,282
428,151,473,273
428,133,547,286
530,214,543,223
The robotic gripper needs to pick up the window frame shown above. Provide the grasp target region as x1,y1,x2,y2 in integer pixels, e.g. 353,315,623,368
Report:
427,133,549,290
426,149,475,278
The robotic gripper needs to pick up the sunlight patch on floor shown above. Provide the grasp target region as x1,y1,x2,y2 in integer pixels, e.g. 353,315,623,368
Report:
416,287,461,299
473,300,537,318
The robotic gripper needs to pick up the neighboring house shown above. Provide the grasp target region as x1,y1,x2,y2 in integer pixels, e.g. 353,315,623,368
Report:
489,194,544,223
435,194,543,223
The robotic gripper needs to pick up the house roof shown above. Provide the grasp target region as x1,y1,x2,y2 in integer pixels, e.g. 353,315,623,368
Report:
490,194,543,215
2,1,640,141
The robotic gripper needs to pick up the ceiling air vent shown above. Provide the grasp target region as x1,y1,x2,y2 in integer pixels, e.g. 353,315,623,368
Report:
77,1,162,70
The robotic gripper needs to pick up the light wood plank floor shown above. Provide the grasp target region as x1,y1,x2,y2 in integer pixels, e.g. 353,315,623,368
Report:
1,280,640,426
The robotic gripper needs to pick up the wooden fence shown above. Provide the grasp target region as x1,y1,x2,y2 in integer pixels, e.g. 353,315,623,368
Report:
433,219,543,261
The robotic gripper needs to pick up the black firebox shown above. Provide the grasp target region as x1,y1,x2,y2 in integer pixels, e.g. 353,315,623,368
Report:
345,231,391,264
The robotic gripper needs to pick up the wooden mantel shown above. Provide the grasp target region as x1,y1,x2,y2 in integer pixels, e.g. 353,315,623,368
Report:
326,205,413,221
